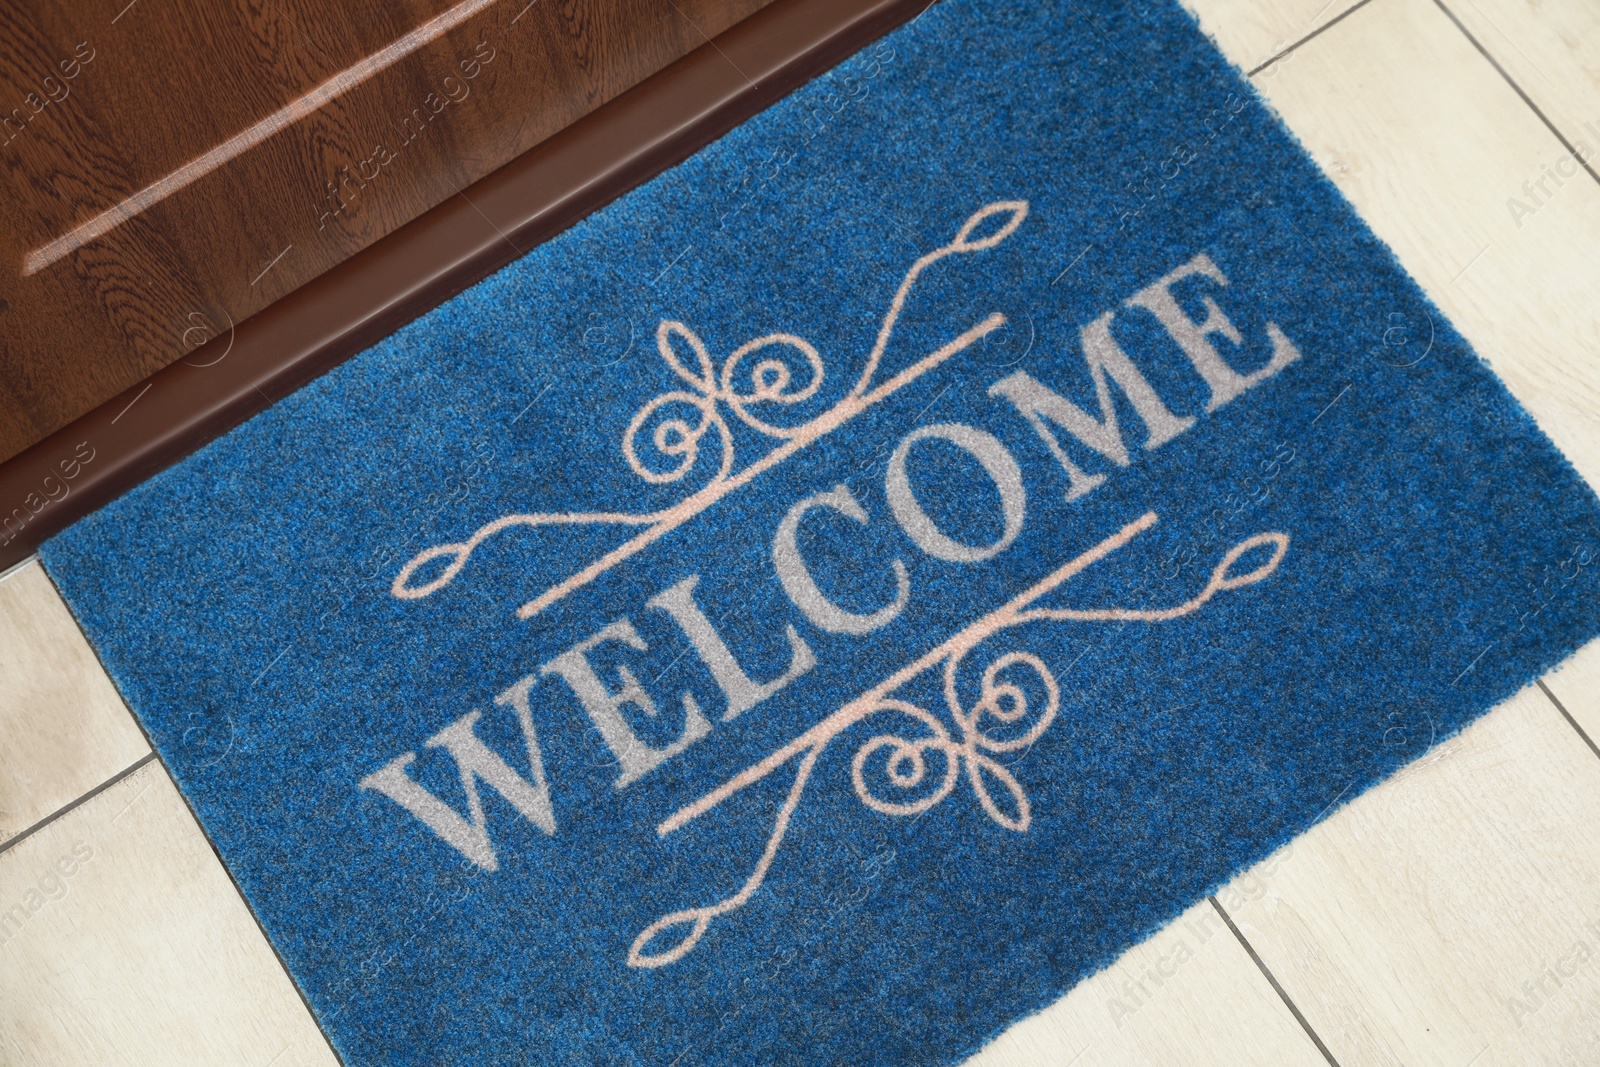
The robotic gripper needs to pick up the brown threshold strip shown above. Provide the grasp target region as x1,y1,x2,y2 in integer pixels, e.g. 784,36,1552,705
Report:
0,0,931,572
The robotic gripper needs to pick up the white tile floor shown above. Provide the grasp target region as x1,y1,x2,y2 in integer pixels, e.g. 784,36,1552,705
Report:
2,0,1598,1062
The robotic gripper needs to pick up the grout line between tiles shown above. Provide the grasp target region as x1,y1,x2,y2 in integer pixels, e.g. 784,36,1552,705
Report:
1245,0,1383,77
1433,0,1600,188
1209,896,1345,1067
1537,678,1600,765
0,751,157,859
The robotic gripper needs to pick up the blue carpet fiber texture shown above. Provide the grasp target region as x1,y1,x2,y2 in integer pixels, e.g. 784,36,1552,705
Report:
41,0,1600,1063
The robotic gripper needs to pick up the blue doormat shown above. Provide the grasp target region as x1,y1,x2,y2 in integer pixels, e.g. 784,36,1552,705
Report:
41,0,1600,1063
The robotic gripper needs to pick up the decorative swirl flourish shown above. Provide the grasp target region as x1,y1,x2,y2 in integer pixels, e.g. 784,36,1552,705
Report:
847,650,1059,831
621,324,826,484
391,200,1030,618
627,512,1290,968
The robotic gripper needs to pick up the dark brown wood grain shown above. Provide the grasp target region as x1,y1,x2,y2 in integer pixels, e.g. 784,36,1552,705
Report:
0,0,929,570
0,0,771,464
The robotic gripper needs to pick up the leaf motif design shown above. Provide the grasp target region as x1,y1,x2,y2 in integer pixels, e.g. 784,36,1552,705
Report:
628,910,715,969
655,320,717,395
950,200,1029,253
965,752,1032,832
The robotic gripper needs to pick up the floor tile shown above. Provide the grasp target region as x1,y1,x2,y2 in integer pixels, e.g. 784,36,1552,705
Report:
0,562,148,845
0,760,337,1066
